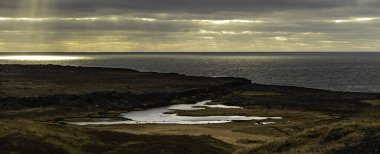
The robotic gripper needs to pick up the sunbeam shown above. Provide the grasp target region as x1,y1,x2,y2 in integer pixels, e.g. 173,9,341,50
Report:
15,0,53,51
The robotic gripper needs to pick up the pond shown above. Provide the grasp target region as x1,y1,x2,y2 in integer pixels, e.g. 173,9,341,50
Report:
70,100,282,125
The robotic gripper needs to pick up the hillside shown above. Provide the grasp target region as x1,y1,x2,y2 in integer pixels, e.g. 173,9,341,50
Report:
0,64,379,154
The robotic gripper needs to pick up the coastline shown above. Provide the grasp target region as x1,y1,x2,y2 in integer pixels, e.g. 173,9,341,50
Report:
0,64,379,153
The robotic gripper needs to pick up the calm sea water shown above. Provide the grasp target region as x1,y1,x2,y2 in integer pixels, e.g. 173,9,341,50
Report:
1,52,379,93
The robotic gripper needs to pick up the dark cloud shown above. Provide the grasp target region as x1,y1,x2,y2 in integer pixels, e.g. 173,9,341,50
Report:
0,0,359,17
0,0,379,51
0,19,201,32
364,0,380,7
53,0,358,13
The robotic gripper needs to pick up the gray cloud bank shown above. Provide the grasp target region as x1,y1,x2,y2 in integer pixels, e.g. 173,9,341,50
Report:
0,0,379,52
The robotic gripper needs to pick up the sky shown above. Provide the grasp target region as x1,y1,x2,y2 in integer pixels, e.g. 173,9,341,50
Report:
0,0,380,52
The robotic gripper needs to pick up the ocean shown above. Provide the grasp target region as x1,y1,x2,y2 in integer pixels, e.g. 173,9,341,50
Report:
1,52,379,93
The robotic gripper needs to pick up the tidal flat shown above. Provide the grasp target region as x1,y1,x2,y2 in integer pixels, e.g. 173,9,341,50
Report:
0,64,379,154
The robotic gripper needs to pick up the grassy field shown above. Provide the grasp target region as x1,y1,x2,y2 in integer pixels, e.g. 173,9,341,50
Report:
0,64,379,153
92,88,380,153
0,120,232,154
243,120,380,154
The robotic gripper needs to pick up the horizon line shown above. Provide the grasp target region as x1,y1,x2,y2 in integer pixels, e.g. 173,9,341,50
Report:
1,51,380,54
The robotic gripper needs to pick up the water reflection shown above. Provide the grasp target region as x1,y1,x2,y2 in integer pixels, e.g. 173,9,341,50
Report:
1,52,379,92
70,100,282,125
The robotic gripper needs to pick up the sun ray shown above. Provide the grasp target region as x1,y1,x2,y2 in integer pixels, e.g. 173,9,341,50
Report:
15,0,54,51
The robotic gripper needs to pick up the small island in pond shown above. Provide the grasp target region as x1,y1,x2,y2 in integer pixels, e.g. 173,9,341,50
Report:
0,64,379,154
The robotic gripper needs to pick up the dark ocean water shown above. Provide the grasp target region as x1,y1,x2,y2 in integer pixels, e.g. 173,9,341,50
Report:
1,52,379,93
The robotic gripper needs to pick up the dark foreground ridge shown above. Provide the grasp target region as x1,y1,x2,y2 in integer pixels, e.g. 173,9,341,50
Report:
0,120,232,154
0,64,249,113
1,64,378,114
0,64,379,154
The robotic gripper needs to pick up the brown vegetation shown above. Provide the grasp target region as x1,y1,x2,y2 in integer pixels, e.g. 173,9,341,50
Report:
0,64,379,154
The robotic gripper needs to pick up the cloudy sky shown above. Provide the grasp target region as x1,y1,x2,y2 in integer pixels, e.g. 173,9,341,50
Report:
0,0,380,52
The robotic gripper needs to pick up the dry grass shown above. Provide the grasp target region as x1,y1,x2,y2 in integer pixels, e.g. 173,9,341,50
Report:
89,123,281,147
0,120,233,154
362,99,380,106
240,120,380,154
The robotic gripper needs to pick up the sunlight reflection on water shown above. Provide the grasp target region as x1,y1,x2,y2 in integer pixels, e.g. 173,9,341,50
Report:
1,52,379,92
0,55,88,61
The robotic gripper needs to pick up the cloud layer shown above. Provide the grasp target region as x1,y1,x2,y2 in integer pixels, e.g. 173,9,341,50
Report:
0,0,379,52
